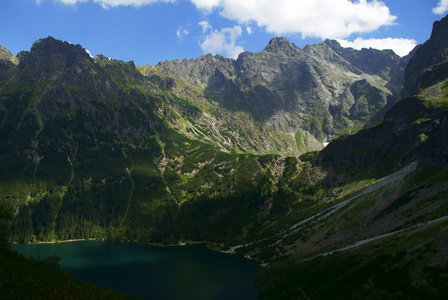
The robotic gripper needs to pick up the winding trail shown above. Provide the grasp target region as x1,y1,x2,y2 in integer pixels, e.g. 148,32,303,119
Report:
225,161,419,254
313,215,448,259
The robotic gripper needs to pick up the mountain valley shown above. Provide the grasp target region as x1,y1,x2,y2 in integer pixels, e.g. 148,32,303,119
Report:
1,14,448,299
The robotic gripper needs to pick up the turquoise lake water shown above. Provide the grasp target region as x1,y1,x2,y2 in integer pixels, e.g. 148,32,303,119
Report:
12,241,260,299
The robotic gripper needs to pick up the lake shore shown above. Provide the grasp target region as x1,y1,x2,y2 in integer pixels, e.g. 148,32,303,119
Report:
13,238,212,248
12,238,262,266
12,238,100,245
12,241,261,300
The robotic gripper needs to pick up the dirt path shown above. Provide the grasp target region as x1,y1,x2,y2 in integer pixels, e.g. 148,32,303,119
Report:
313,215,448,259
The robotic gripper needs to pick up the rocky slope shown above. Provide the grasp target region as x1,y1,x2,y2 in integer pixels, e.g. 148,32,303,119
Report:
154,37,408,146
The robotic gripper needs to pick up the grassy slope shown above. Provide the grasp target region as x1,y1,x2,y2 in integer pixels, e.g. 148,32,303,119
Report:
255,219,448,300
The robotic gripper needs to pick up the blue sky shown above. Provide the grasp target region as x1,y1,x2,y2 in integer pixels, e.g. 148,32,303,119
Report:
1,0,447,66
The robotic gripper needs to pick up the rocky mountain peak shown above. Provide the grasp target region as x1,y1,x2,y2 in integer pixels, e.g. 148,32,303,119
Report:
321,38,408,96
33,36,89,54
15,36,97,87
323,39,342,50
18,36,91,66
323,38,403,76
430,13,448,42
263,37,300,55
403,14,448,97
153,53,235,89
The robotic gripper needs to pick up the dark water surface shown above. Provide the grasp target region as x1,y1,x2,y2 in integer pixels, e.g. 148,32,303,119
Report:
12,241,260,299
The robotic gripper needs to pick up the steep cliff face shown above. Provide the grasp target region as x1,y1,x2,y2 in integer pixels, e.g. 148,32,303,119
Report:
320,97,448,176
320,13,448,177
154,37,405,144
153,54,235,90
323,39,410,95
403,14,448,97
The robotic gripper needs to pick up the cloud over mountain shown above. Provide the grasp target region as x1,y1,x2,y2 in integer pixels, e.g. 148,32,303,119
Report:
433,0,448,15
191,0,397,39
338,37,417,57
51,0,397,39
199,21,244,58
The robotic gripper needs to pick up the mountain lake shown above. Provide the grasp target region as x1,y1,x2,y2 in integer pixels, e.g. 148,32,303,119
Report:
12,241,260,300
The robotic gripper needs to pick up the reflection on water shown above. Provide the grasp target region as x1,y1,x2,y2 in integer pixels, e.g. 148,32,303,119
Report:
12,241,260,300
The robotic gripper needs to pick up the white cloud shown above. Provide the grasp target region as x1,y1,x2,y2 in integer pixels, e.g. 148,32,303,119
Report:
337,37,417,57
177,26,190,40
47,0,397,39
433,0,448,15
48,0,397,39
190,0,397,39
188,0,221,11
199,20,212,33
51,0,88,4
48,0,172,8
93,0,174,8
246,26,253,35
199,23,244,59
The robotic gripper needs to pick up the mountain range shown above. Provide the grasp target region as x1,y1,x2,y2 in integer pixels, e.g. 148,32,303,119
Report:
1,13,448,299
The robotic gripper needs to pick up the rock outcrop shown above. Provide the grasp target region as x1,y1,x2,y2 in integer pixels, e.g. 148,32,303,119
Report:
0,45,18,84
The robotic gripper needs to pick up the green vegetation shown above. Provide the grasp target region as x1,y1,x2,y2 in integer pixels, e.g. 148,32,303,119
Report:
0,203,140,299
255,221,448,299
421,97,448,108
417,133,429,144
0,250,140,299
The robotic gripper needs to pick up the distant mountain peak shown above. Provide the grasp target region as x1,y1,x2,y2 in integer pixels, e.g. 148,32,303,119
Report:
323,38,342,49
31,36,71,52
21,36,92,63
264,37,300,54
430,13,448,42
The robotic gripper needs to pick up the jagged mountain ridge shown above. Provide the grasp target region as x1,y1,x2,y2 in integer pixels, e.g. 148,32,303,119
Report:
153,37,409,144
0,36,411,156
